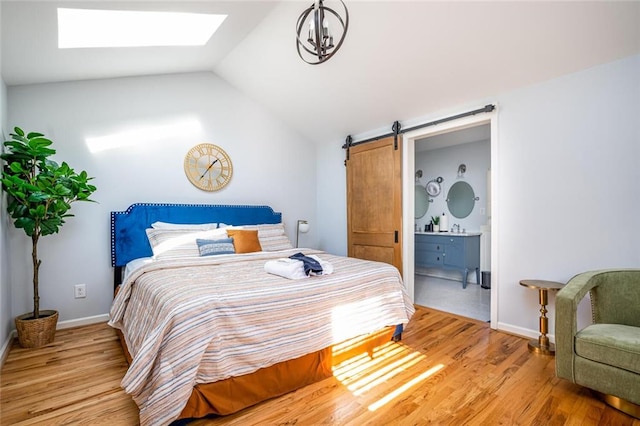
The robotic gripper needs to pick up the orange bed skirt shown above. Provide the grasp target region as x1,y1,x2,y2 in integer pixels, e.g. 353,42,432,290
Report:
116,326,395,421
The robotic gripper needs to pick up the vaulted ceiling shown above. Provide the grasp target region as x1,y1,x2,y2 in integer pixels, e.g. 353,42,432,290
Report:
2,1,639,145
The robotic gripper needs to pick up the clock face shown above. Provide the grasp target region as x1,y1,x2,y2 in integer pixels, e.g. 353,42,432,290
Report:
184,143,233,191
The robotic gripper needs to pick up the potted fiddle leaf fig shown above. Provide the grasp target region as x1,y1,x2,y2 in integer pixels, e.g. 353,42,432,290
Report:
1,127,97,348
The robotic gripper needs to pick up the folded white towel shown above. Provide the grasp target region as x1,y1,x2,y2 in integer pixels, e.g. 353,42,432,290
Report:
264,258,308,280
264,255,333,280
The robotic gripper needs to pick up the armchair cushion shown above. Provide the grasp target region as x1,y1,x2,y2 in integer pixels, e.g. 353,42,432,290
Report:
575,324,640,375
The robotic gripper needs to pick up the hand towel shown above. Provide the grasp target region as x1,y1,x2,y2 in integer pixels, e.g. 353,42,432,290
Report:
289,252,323,276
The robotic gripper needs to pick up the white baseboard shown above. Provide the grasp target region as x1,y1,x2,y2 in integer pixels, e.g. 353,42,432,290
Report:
57,313,110,330
1,330,15,368
496,322,556,344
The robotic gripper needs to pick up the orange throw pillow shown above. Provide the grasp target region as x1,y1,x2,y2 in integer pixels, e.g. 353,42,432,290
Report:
227,229,262,253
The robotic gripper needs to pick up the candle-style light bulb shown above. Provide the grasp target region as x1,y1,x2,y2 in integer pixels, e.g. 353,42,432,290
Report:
308,19,315,44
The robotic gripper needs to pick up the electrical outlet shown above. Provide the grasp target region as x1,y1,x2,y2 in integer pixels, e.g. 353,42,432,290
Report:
74,284,86,299
480,208,486,215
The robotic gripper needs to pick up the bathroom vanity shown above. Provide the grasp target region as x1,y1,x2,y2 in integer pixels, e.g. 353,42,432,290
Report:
415,232,481,289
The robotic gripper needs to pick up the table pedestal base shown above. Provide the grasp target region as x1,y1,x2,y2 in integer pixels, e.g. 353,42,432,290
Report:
527,339,555,355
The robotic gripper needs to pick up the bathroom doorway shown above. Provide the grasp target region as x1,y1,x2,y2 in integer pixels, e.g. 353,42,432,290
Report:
414,125,491,321
401,111,497,327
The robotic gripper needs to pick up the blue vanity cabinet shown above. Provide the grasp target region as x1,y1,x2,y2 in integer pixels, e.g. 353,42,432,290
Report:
416,239,443,266
415,233,481,289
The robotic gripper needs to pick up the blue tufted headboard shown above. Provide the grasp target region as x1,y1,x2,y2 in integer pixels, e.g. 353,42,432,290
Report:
110,203,282,287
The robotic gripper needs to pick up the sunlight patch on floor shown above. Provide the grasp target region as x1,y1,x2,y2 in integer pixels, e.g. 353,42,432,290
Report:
333,340,445,412
368,363,444,411
352,349,426,396
334,342,405,383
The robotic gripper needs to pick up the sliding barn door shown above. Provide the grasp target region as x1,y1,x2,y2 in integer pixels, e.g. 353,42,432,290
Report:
346,135,403,274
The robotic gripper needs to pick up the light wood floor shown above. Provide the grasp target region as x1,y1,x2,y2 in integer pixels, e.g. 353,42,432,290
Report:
1,306,638,426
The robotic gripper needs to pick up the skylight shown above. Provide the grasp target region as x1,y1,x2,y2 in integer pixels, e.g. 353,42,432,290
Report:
57,8,227,48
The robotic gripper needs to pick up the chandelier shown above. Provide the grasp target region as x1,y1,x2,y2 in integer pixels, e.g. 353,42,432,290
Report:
296,0,349,65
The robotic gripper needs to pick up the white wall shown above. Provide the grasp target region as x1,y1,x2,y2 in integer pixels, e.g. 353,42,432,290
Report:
415,140,490,233
495,54,640,335
316,54,640,337
7,72,318,323
315,140,348,256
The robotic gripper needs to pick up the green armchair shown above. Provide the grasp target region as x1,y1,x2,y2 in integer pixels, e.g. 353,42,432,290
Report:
555,269,640,418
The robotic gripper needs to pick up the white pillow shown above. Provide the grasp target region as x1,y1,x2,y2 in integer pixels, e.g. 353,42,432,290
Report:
151,221,218,230
146,228,228,259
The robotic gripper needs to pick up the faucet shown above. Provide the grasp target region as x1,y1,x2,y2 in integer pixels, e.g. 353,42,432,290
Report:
452,223,460,233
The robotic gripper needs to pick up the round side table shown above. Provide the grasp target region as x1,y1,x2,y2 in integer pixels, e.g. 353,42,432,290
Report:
519,279,565,355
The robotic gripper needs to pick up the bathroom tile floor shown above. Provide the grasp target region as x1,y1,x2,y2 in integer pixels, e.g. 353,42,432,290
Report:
414,274,491,322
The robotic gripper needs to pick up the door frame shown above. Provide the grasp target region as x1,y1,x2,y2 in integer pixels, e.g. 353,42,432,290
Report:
402,107,499,328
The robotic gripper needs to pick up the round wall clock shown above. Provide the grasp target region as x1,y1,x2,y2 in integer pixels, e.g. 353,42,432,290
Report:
184,143,233,191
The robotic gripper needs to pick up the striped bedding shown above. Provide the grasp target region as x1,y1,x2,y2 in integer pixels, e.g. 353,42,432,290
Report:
108,248,414,426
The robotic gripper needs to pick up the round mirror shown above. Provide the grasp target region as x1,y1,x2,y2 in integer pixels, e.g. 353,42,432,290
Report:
415,185,430,218
447,181,476,218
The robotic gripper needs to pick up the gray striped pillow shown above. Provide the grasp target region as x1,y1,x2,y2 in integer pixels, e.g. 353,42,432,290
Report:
196,238,236,256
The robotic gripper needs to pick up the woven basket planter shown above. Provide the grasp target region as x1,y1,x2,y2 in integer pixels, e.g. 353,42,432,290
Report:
15,310,58,348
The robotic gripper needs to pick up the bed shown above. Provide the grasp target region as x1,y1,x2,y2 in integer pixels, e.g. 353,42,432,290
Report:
108,203,415,426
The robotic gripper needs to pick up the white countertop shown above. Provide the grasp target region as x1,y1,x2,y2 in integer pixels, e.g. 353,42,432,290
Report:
415,231,482,237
